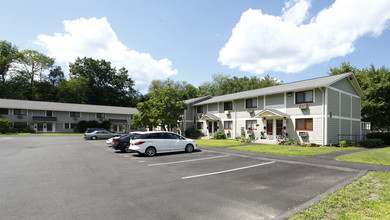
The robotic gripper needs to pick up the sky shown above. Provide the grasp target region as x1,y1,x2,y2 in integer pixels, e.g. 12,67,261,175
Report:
2,0,390,94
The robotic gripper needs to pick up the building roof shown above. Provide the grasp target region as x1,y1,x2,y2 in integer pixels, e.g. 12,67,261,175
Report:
254,109,290,119
0,99,138,115
199,113,221,121
194,72,364,106
184,96,212,105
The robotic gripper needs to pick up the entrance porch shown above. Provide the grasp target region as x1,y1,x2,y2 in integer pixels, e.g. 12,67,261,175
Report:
254,109,290,142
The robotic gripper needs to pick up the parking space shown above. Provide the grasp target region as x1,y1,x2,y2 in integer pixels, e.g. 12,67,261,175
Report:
86,138,362,219
0,136,363,220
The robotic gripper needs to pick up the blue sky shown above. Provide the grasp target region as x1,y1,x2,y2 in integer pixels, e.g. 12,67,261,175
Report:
2,0,390,93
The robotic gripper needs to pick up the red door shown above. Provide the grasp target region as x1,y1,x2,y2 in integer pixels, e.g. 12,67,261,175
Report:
37,123,43,132
47,123,52,132
267,120,273,135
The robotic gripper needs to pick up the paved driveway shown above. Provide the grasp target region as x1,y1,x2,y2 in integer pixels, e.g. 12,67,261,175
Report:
0,135,375,219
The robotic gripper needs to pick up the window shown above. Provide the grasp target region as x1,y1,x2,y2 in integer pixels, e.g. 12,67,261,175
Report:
224,121,233,130
296,118,313,131
296,90,313,104
70,112,80,117
96,113,105,119
224,102,233,110
46,111,52,117
64,123,70,129
246,98,257,108
196,122,203,129
0,108,8,115
14,109,27,115
246,120,257,130
196,106,203,113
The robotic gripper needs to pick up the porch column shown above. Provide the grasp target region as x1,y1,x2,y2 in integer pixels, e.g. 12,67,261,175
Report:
273,119,276,140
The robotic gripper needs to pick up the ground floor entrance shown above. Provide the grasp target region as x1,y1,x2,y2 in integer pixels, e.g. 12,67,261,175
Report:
34,122,55,133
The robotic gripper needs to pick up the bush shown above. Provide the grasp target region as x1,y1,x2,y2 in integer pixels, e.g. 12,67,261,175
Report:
346,140,354,147
360,139,382,148
213,131,226,139
367,132,390,144
339,140,348,148
184,127,204,139
308,143,317,147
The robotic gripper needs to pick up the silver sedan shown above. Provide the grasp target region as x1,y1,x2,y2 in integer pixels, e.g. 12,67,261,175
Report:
83,130,120,140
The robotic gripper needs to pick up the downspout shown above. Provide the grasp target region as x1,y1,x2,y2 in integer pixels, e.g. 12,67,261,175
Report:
319,87,326,146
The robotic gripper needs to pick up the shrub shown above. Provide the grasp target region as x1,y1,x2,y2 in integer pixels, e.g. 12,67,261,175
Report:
346,140,354,147
184,127,204,139
367,132,390,144
213,131,226,139
339,140,348,148
308,143,317,147
285,140,295,145
0,118,13,134
360,139,382,148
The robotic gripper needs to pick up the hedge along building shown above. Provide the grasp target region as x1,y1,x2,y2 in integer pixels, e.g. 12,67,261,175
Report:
0,99,138,133
184,72,367,146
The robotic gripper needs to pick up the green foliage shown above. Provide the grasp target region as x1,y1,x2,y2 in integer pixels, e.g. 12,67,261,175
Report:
76,120,111,133
133,80,187,130
360,139,383,148
367,132,390,144
0,118,12,133
329,62,390,131
69,57,139,107
308,143,317,147
0,40,19,83
184,127,204,139
213,131,226,139
339,140,348,148
198,73,282,96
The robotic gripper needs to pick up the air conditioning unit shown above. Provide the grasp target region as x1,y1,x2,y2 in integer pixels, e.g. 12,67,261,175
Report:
225,110,230,114
247,109,254,113
197,114,203,119
299,104,308,110
299,132,308,137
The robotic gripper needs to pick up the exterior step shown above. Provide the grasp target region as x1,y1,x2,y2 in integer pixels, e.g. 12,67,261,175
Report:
254,139,278,145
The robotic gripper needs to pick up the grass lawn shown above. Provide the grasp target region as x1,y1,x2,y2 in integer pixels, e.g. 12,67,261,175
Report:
335,147,390,166
289,171,390,219
39,133,83,135
0,133,30,135
195,139,246,147
228,145,362,157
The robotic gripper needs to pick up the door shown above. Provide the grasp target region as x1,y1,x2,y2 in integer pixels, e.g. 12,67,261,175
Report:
37,123,43,132
208,122,212,134
46,123,53,132
267,120,273,135
276,120,283,135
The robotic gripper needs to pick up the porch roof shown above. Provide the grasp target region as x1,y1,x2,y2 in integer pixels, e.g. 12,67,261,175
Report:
254,109,290,119
199,113,221,121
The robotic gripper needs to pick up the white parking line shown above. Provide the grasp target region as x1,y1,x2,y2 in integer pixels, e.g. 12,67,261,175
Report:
182,161,275,180
147,155,230,166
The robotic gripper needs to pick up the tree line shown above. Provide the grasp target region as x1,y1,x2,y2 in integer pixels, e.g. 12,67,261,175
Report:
1,40,389,131
0,40,141,107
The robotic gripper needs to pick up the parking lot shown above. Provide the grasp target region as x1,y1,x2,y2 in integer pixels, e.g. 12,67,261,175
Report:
0,135,364,220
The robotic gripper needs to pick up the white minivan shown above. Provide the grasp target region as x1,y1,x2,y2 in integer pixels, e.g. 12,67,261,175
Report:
129,131,197,157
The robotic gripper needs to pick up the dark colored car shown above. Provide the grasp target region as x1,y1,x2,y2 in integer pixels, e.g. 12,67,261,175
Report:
112,133,138,153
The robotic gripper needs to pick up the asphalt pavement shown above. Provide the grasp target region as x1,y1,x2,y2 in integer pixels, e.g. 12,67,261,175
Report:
0,135,387,220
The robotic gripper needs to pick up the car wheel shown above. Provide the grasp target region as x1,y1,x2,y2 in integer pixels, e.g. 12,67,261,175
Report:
145,147,156,157
91,136,97,140
125,145,132,153
185,144,194,153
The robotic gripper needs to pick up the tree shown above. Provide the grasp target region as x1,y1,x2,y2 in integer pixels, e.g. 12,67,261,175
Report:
16,50,55,99
0,40,19,83
149,79,198,101
198,74,282,96
329,62,390,131
69,57,138,106
133,81,187,130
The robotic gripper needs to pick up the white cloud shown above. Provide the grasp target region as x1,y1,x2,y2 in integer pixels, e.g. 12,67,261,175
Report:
219,0,390,74
36,17,177,90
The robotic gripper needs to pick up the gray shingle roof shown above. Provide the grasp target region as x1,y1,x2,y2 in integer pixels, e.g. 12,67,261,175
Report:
0,99,138,115
194,72,361,106
184,95,212,105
